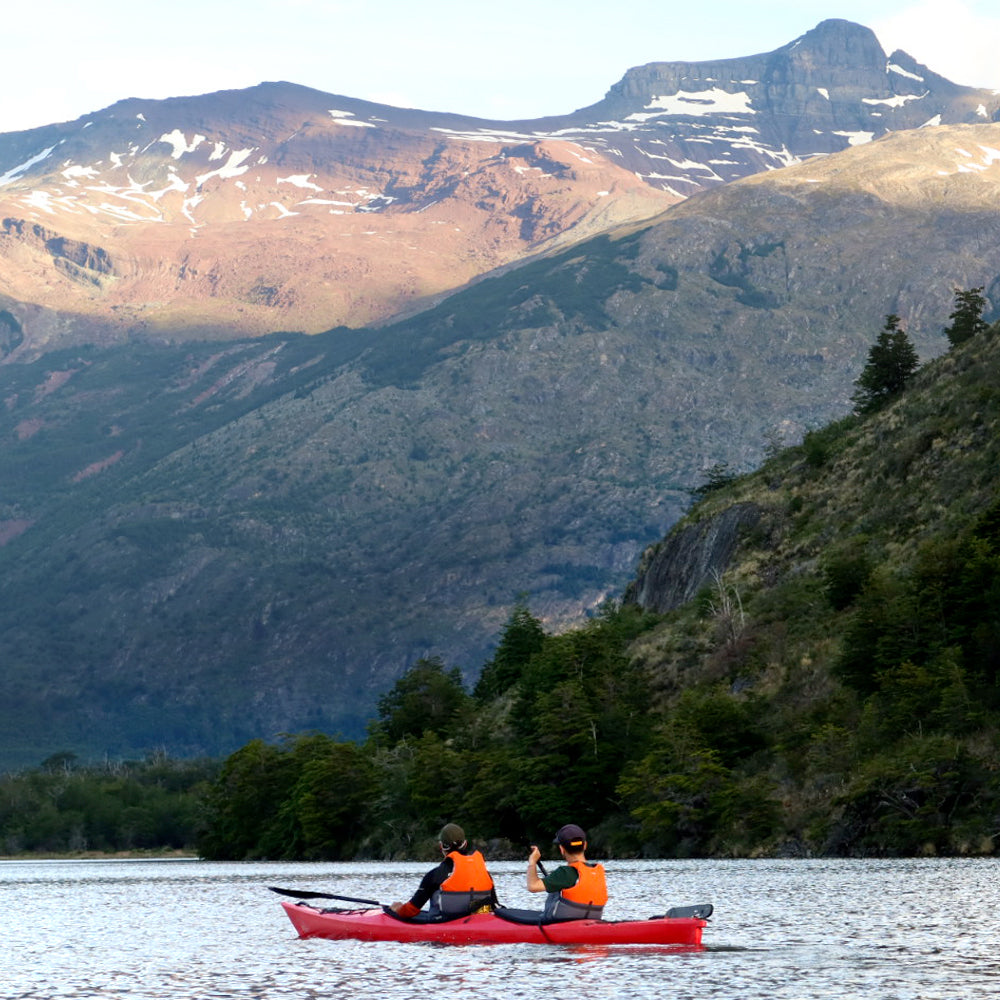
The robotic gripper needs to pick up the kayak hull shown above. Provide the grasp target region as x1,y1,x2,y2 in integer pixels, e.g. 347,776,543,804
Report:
280,901,706,946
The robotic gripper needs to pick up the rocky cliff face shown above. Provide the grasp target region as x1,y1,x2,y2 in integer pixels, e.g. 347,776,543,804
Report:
0,20,997,359
625,504,764,612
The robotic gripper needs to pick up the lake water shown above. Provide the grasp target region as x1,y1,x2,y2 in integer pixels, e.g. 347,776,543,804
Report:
3,857,998,999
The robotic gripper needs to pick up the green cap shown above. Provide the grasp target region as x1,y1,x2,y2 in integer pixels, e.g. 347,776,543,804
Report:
439,823,466,847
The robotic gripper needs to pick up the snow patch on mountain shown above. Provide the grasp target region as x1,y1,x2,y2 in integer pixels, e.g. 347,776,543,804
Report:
194,149,254,187
61,164,99,181
431,127,540,142
833,131,875,146
948,145,1000,173
863,93,928,108
159,130,206,158
279,174,323,190
638,89,755,118
0,145,57,186
888,62,924,82
328,109,376,128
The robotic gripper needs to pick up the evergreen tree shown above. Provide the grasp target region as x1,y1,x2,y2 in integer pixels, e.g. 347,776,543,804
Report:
851,314,920,415
374,656,470,744
473,600,546,702
197,739,294,859
689,461,737,500
944,286,988,347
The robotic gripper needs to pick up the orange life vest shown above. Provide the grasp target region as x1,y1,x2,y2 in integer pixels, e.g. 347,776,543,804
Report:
561,861,608,907
433,850,495,915
440,850,494,894
544,860,608,921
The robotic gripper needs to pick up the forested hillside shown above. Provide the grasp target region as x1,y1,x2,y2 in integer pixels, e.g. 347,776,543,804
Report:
0,754,215,855
5,298,997,860
189,315,1000,860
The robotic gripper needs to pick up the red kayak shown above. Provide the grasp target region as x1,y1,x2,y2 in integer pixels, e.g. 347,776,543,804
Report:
280,900,710,946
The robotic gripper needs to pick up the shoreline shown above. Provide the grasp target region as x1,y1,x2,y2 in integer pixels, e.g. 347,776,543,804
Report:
0,848,198,861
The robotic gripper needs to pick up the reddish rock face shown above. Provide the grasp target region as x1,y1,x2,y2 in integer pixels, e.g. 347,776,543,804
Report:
0,83,677,356
1,20,998,360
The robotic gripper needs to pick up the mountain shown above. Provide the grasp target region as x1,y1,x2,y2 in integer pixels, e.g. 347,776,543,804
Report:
0,83,675,351
4,112,1000,769
583,16,998,185
0,19,997,358
4,24,1000,769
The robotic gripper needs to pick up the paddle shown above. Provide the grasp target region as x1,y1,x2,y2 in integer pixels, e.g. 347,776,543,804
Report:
268,885,381,906
525,850,556,942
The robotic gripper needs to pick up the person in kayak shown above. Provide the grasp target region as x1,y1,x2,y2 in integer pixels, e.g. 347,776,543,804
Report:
526,823,608,920
390,822,497,920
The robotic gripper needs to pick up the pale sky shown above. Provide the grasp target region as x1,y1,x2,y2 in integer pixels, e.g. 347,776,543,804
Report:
3,0,1000,135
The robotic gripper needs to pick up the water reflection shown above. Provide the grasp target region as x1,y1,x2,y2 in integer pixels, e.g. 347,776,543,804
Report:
2,857,999,999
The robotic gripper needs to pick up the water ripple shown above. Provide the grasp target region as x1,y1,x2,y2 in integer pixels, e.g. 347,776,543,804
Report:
2,857,998,999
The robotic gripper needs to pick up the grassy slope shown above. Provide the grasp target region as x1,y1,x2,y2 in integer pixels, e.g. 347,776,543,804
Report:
622,325,1000,855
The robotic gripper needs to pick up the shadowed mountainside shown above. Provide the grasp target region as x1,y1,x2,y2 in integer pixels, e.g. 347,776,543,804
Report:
4,115,1000,767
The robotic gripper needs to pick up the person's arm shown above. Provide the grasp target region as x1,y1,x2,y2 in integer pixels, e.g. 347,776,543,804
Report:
526,845,546,893
391,857,452,917
527,850,580,893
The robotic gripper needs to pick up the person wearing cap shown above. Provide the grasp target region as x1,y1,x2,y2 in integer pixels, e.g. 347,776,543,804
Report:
390,823,497,920
525,823,608,921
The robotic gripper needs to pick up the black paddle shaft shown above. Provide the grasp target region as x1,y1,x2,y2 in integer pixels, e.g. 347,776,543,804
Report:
268,885,381,906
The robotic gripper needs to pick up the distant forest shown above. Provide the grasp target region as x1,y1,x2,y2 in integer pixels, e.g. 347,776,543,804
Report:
4,576,999,859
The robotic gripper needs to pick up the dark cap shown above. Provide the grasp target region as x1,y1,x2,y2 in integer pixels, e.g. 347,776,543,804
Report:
553,823,587,848
439,823,466,847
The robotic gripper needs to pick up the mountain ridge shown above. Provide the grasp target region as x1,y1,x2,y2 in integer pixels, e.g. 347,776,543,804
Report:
0,80,676,352
3,25,1000,769
4,115,1000,767
1,19,998,357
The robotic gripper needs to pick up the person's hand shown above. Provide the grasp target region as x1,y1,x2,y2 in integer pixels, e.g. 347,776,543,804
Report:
525,845,546,893
391,901,404,912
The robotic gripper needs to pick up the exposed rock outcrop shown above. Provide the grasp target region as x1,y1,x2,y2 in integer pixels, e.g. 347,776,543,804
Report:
0,306,23,357
625,503,763,613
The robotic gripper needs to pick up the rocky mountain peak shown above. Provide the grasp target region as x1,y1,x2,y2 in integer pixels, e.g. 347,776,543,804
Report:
600,17,997,160
1,20,998,357
604,19,887,102
781,18,886,73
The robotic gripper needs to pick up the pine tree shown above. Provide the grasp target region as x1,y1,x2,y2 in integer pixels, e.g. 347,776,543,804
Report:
689,461,737,500
851,314,920,415
473,601,545,702
944,286,988,347
375,656,470,743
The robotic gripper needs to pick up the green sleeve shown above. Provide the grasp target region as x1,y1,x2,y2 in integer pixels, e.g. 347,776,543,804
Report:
541,865,579,893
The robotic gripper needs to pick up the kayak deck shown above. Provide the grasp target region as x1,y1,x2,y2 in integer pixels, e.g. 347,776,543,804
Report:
280,900,707,946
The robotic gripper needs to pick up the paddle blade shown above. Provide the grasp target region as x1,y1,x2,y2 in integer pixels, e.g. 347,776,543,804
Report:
664,903,713,920
268,886,381,906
